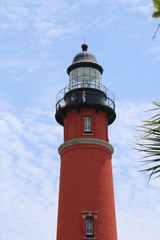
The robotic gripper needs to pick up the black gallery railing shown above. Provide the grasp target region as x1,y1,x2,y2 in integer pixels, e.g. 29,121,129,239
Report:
56,83,115,112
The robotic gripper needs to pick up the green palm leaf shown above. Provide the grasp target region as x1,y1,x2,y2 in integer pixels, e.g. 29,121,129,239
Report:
135,101,160,180
152,11,160,18
153,0,160,10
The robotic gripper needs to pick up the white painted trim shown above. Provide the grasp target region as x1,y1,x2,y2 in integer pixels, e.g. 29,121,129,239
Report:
58,138,114,154
83,237,98,240
81,211,98,214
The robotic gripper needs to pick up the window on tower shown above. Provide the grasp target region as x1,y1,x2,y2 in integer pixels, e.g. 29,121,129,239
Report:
81,211,97,239
86,218,94,237
84,116,91,133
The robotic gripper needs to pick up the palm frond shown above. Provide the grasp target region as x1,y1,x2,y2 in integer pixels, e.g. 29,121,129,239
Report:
135,100,160,180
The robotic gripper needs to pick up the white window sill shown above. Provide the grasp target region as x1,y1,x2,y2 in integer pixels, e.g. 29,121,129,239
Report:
82,133,94,136
83,237,97,240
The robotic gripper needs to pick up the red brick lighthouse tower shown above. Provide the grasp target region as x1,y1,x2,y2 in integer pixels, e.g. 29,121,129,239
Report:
55,43,117,240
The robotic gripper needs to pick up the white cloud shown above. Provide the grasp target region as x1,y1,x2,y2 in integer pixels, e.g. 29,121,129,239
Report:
146,45,160,62
146,44,160,61
81,0,100,3
0,0,80,43
147,46,160,53
0,52,57,73
117,0,140,5
0,107,62,240
93,15,116,29
129,33,143,39
115,0,152,16
2,0,142,47
132,4,152,15
155,56,160,61
70,2,80,11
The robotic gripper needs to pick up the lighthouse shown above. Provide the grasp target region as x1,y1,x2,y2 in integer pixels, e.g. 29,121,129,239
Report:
55,43,117,240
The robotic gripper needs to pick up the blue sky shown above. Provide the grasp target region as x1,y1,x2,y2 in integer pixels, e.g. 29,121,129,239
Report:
0,0,160,239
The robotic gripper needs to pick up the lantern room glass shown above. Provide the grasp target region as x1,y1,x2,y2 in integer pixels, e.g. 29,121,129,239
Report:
69,67,101,90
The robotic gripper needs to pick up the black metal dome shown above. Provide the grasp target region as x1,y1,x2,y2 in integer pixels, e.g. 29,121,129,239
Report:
67,43,103,74
72,44,97,64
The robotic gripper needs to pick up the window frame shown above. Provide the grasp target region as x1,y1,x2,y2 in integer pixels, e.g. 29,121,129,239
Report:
84,116,91,133
86,218,94,237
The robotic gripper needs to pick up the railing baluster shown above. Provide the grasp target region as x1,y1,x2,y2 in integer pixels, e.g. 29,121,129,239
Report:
56,83,115,111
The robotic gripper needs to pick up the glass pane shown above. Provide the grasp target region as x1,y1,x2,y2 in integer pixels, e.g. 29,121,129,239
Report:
84,75,90,82
86,219,93,235
84,67,89,76
89,76,96,82
84,117,91,132
72,80,76,88
78,76,83,82
90,68,96,77
96,69,100,78
69,70,78,89
71,69,74,78
83,83,89,88
70,71,73,80
74,69,78,77
78,67,83,76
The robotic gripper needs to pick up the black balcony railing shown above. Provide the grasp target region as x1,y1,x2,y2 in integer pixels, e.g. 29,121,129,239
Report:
56,82,115,112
